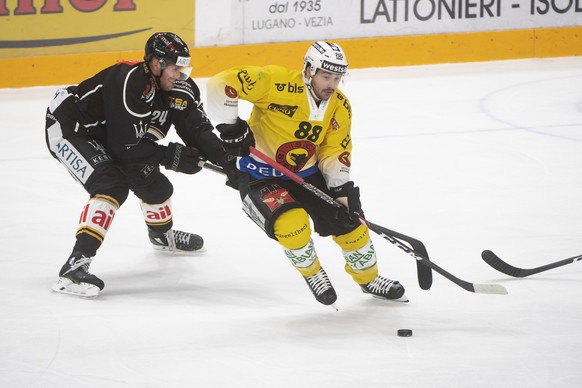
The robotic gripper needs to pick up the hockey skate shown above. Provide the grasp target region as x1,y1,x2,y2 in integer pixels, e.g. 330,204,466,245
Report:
360,275,408,302
304,267,338,307
51,252,104,298
148,228,205,253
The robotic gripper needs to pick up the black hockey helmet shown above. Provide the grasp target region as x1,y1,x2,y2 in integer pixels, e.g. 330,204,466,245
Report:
144,32,192,80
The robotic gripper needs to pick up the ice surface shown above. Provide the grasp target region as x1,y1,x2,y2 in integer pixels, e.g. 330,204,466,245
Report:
1,57,581,388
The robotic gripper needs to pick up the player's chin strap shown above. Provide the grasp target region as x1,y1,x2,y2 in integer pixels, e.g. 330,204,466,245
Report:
147,58,170,89
305,84,321,104
158,59,176,81
302,70,321,103
143,63,161,93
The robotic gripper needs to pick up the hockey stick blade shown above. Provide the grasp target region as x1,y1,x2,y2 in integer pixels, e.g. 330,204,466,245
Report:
367,223,432,290
482,249,582,278
370,223,507,295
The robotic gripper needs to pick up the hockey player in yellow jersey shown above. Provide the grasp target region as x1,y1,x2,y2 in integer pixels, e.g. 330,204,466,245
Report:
207,41,407,307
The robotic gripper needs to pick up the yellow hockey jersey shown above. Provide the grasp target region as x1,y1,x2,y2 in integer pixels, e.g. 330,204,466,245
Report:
206,65,352,189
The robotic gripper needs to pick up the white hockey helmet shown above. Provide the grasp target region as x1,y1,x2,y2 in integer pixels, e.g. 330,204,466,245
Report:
303,41,348,79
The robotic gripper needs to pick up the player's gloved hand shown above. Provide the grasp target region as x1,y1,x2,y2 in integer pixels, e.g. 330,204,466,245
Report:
329,181,363,226
162,142,204,174
221,155,241,190
216,117,255,157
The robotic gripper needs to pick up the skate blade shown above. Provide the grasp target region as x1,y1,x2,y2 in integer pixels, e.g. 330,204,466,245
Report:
369,293,409,303
51,278,100,298
152,245,207,255
392,294,409,303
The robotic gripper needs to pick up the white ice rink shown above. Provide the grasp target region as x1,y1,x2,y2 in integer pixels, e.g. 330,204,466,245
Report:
1,57,581,388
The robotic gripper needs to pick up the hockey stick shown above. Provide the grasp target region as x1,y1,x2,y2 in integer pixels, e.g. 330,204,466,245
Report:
482,249,582,278
250,146,507,295
198,160,226,175
245,146,428,290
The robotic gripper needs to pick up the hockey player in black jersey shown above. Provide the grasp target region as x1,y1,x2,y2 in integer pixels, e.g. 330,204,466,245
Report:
45,32,238,297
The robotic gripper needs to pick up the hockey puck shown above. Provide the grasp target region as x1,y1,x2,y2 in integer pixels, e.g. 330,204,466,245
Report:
397,329,413,337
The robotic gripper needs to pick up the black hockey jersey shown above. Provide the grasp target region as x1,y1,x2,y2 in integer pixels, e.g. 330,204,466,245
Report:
53,61,226,165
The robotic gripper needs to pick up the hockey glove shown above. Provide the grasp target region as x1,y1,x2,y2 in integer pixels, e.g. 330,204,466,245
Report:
329,181,363,226
162,142,204,174
221,155,241,190
216,117,255,157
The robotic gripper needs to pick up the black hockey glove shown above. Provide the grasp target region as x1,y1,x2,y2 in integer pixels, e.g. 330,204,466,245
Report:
329,181,363,226
221,155,241,190
216,117,255,157
162,142,204,174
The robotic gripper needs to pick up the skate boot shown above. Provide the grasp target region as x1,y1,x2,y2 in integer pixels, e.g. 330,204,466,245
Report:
148,228,204,253
304,267,337,306
51,252,104,298
360,275,408,302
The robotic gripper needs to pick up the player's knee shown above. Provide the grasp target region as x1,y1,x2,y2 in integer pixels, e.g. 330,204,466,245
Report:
87,164,129,205
333,224,370,251
133,173,173,204
274,208,312,250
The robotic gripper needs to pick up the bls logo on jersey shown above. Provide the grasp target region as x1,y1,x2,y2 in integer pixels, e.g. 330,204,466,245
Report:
275,82,304,93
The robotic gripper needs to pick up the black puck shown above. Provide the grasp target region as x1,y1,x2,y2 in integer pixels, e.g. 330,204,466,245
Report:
397,329,413,337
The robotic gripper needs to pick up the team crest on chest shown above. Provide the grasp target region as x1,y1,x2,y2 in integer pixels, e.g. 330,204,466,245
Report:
276,141,316,173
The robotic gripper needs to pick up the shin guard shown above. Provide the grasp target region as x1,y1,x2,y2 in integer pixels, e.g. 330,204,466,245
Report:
283,238,321,277
75,194,119,256
275,208,320,276
334,224,379,284
140,198,173,232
